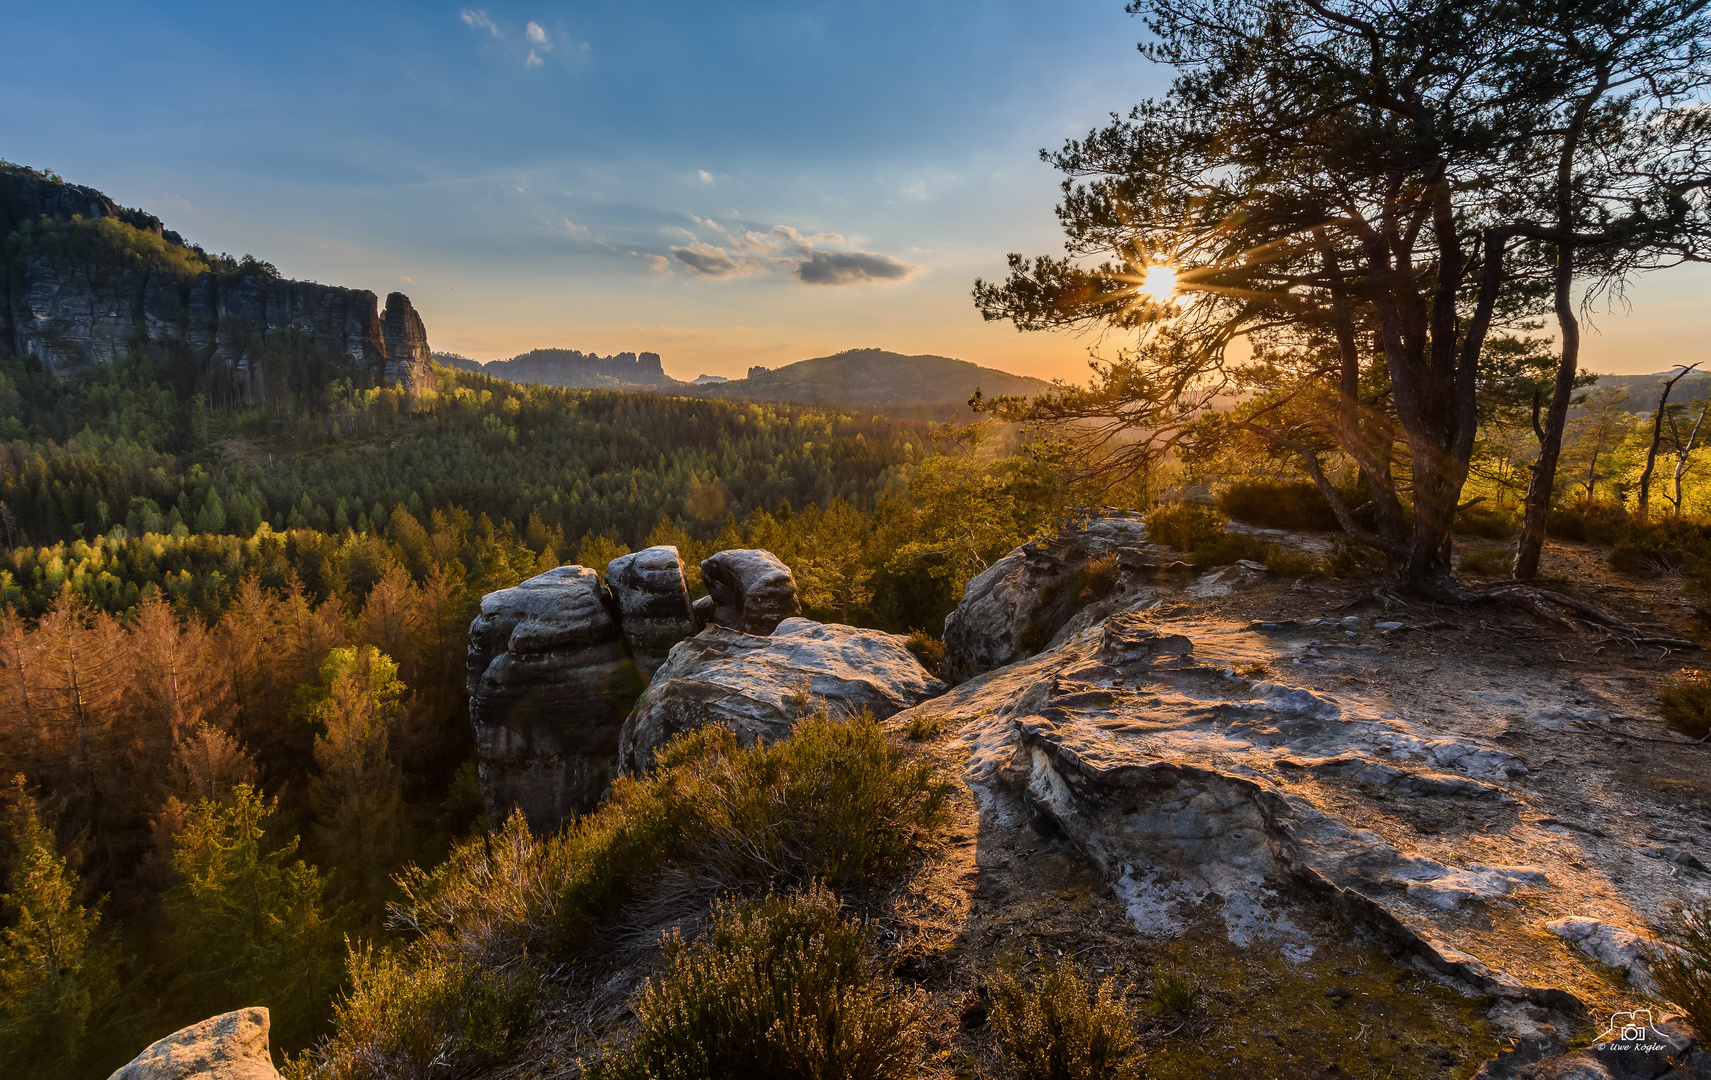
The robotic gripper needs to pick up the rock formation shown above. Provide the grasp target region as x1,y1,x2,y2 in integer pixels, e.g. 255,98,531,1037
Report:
698,548,801,635
941,513,1158,681
0,164,432,402
617,617,943,774
106,1007,282,1080
604,545,697,675
467,566,645,828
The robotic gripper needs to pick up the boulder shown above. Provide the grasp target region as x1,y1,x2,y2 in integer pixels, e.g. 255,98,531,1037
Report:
699,549,801,634
107,1007,281,1080
467,565,644,828
618,617,944,773
941,513,1154,682
604,545,697,676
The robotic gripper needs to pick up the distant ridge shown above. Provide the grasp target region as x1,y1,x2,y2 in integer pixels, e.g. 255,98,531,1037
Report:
1595,370,1711,412
689,348,1052,412
433,345,1053,414
432,348,676,389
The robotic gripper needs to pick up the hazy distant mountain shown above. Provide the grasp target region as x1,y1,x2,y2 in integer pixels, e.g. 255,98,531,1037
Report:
689,348,1052,412
431,348,681,389
1594,370,1711,412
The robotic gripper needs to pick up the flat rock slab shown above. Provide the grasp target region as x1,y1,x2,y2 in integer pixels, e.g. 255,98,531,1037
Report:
107,1007,280,1080
619,617,944,773
898,605,1708,1017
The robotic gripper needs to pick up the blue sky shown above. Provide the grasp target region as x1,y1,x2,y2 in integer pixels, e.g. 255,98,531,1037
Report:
3,1,1704,380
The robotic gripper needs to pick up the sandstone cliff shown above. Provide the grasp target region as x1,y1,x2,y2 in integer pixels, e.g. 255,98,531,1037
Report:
0,162,433,403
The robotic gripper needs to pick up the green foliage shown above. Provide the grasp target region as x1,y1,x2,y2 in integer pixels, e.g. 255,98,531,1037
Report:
1215,478,1345,532
289,944,534,1080
1545,501,1628,544
1609,520,1711,576
902,630,945,676
1649,902,1711,1035
588,886,922,1080
296,647,409,908
1325,539,1395,577
987,958,1145,1080
1659,670,1711,740
166,784,339,1050
0,776,111,1074
1262,547,1321,579
1455,505,1517,540
1458,548,1515,576
1150,974,1197,1015
308,714,951,1075
1144,502,1226,554
903,713,947,741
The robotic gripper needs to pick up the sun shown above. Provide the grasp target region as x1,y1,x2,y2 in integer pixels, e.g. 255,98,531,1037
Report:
1140,264,1178,303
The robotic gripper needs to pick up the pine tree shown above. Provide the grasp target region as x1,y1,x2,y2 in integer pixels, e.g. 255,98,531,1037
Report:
297,647,407,908
0,776,108,1073
166,784,334,1049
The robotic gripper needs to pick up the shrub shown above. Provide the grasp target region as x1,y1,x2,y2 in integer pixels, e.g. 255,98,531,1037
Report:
903,631,945,675
988,959,1144,1080
1458,548,1514,576
1144,502,1227,553
290,946,534,1080
1659,670,1711,740
1018,554,1124,657
903,713,947,741
588,886,922,1080
1150,974,1198,1014
1189,531,1276,568
1648,902,1711,1035
1456,505,1517,539
1610,520,1711,576
1216,478,1344,531
1263,547,1321,579
1546,501,1628,544
307,713,951,1078
1325,538,1394,577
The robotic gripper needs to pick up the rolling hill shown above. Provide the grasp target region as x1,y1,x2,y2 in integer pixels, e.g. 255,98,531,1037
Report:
687,347,1053,414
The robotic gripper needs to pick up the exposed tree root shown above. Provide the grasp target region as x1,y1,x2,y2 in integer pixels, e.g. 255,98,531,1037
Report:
1475,583,1700,650
1364,576,1702,651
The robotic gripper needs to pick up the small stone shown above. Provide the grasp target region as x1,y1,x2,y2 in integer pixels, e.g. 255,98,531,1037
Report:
1376,620,1405,630
1340,616,1367,629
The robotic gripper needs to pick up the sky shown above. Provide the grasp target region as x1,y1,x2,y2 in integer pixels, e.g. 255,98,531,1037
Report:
2,1,1706,383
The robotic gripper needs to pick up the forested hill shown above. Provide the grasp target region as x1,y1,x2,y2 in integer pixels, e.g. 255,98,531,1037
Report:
1594,370,1711,412
687,347,1053,415
434,344,1055,415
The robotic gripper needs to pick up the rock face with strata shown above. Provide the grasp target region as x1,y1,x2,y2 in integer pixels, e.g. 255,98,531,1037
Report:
604,545,697,676
0,165,432,402
106,1007,281,1080
467,566,644,827
699,548,801,634
941,513,1159,682
618,618,944,774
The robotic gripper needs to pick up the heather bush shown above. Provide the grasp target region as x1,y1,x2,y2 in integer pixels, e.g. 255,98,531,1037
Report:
1216,478,1344,531
1649,902,1711,1035
299,712,951,1078
1659,670,1711,740
1145,502,1226,553
988,958,1145,1080
588,886,922,1080
1458,548,1514,576
1455,505,1518,540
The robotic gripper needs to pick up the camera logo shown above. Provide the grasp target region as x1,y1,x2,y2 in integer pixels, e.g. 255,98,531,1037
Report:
1596,1009,1665,1051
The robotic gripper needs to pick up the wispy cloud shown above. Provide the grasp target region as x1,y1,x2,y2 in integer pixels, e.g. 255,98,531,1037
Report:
659,217,918,285
672,242,742,277
526,21,549,46
525,50,543,67
459,8,499,35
